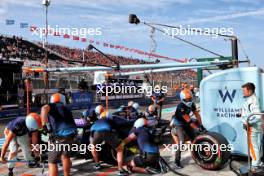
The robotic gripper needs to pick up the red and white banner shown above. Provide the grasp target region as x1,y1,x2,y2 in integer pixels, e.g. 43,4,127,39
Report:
5,20,187,62
32,25,187,62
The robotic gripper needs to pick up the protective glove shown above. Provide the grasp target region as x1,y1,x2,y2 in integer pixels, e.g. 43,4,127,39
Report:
198,125,207,133
42,124,52,134
243,123,250,131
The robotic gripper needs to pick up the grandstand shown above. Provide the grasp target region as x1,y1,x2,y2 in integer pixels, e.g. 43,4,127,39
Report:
0,35,153,67
0,34,197,108
0,35,68,67
45,43,153,66
0,34,196,81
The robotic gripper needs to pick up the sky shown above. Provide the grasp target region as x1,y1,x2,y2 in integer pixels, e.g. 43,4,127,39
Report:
0,0,264,67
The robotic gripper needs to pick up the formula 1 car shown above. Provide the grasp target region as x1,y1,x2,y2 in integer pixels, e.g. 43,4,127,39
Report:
74,113,170,164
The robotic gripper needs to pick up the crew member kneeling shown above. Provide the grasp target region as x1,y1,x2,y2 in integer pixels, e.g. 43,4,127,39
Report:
90,111,129,176
119,118,160,174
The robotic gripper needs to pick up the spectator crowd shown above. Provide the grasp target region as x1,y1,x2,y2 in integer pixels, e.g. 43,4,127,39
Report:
45,44,152,67
0,34,197,100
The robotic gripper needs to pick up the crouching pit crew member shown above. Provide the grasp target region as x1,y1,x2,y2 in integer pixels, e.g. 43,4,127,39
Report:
118,118,160,174
0,113,42,176
90,111,130,176
83,105,105,122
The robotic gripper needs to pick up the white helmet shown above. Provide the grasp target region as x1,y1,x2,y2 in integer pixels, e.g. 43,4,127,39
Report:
118,105,126,112
50,93,66,105
148,105,155,114
134,118,147,129
180,89,193,107
26,113,42,131
99,111,111,119
95,105,104,115
194,87,199,94
128,101,134,107
132,103,140,111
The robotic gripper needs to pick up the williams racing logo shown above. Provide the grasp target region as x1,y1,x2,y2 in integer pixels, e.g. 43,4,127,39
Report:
218,90,236,103
214,89,241,118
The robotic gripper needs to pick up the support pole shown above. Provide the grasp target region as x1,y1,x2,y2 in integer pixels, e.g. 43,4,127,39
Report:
25,78,30,114
231,36,239,67
197,68,203,87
